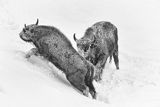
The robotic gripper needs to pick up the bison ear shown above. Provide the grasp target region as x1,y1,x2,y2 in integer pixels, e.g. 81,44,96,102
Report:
91,36,96,43
73,33,77,42
35,18,39,25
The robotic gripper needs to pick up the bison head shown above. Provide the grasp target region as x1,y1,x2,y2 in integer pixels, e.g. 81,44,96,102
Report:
19,19,39,42
86,41,100,65
73,33,98,64
73,33,95,57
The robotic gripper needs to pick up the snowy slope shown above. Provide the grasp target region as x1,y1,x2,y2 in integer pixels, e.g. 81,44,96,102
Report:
0,28,108,107
0,0,160,107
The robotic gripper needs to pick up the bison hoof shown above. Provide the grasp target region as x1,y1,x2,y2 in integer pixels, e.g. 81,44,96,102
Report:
92,93,97,99
25,53,31,58
116,66,119,70
82,87,89,97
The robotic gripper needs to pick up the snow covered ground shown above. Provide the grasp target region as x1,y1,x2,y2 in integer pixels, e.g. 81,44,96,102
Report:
0,0,160,107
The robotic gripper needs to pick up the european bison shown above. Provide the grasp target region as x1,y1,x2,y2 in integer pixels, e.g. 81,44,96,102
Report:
19,19,97,99
74,21,119,81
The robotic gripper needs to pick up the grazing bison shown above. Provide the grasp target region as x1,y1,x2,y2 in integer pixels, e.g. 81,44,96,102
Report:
19,19,97,99
74,21,119,81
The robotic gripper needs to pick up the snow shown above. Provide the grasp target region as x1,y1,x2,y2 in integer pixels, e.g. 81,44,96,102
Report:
0,0,160,107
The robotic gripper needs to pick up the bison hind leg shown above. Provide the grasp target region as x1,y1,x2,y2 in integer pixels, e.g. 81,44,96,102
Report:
66,72,90,97
113,28,119,69
113,48,119,69
85,68,97,99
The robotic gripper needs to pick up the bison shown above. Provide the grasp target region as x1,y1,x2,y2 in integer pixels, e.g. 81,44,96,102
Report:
73,21,119,81
19,19,97,99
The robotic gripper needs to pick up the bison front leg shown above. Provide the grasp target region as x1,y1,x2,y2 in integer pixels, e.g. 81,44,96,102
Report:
94,54,108,81
25,48,39,58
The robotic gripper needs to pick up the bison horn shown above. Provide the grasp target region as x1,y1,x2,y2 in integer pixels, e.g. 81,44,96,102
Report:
91,36,96,43
24,24,27,28
73,33,77,42
35,18,39,25
23,28,25,32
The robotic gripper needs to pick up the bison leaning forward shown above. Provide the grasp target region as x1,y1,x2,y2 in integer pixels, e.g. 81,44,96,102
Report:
74,21,119,81
19,19,96,99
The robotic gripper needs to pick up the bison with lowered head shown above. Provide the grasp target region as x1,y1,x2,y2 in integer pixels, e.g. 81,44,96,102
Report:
19,19,97,99
74,21,119,81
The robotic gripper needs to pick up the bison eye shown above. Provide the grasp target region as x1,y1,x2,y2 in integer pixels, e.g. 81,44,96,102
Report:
30,29,34,33
84,46,89,52
90,43,96,48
